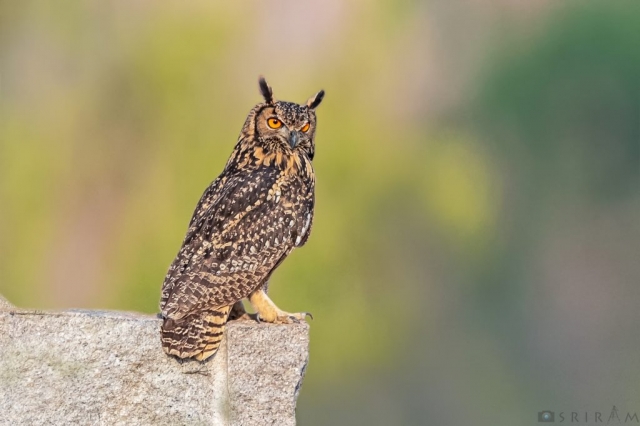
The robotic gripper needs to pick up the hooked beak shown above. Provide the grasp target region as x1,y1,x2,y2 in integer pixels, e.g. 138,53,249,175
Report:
289,131,300,149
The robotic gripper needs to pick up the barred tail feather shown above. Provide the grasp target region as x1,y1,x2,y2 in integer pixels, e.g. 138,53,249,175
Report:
161,306,231,361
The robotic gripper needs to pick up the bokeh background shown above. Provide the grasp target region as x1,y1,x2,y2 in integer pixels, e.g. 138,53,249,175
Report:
1,1,638,424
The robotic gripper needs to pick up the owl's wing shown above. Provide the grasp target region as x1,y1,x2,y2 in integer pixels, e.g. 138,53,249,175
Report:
294,194,314,247
160,167,299,320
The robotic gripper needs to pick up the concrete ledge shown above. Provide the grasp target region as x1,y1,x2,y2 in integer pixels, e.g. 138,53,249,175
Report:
0,297,309,426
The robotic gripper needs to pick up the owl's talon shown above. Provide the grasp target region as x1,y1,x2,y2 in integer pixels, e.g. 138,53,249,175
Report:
273,315,295,324
249,289,311,325
270,311,312,324
296,312,312,321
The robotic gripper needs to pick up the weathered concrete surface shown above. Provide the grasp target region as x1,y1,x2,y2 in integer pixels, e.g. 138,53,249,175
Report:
226,323,309,425
0,300,309,426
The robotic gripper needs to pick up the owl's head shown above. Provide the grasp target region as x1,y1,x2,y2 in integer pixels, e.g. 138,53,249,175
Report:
240,77,324,160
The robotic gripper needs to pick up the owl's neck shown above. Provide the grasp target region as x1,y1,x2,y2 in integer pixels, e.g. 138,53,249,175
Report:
225,137,313,179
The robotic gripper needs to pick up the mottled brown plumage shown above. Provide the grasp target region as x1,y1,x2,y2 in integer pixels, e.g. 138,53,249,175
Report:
160,77,324,361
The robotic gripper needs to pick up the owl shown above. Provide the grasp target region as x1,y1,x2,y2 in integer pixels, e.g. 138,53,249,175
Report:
160,77,324,361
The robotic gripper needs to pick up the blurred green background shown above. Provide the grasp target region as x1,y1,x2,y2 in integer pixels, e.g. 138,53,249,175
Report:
1,1,638,424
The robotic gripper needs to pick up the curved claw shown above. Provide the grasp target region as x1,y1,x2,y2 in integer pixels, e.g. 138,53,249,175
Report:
288,315,301,324
287,312,313,323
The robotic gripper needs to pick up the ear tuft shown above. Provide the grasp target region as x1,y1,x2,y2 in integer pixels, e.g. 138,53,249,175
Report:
306,90,325,109
258,76,274,104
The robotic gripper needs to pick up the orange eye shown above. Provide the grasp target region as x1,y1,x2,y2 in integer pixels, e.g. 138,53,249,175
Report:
301,122,310,133
267,118,282,129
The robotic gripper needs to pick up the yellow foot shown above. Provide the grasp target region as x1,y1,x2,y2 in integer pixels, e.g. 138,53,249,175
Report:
258,310,312,324
249,289,312,324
